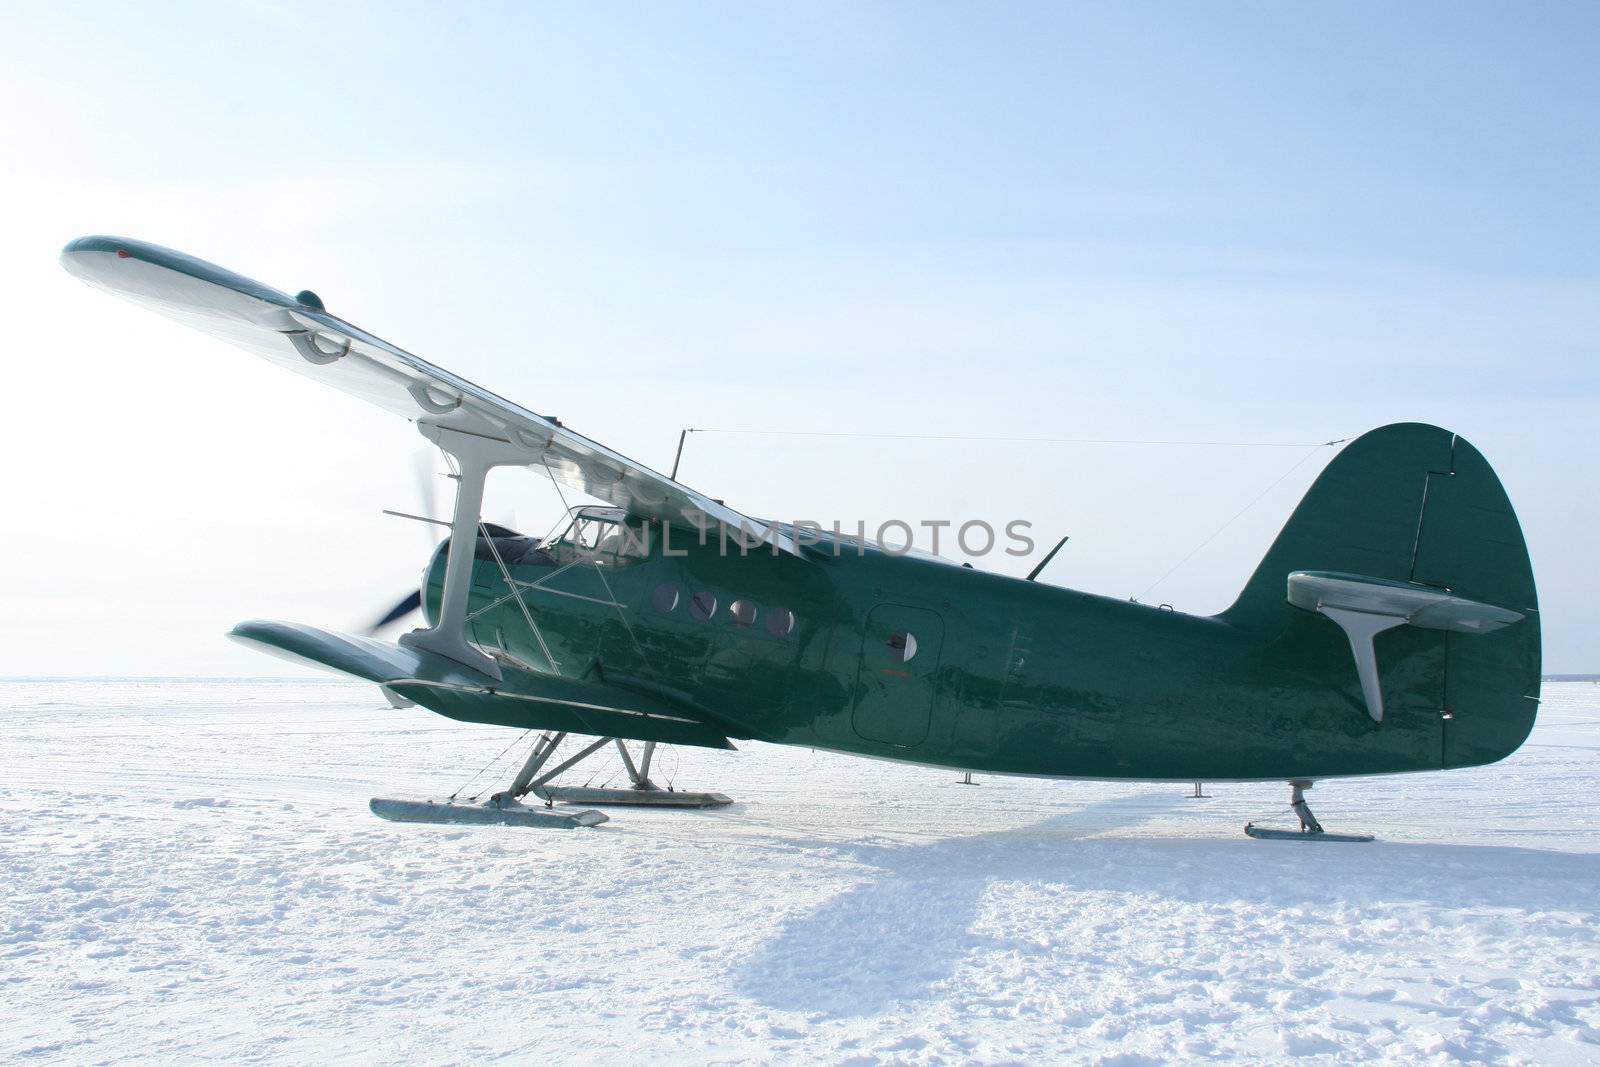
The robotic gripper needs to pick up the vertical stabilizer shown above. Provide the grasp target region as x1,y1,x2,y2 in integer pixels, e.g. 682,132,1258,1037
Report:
1221,424,1540,768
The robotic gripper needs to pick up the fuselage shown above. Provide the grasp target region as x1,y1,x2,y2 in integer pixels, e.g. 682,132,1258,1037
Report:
423,517,1513,782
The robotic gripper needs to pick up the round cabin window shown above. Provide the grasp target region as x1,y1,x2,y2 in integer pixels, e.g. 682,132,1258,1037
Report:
730,600,758,628
651,584,680,613
691,591,718,620
887,631,918,663
765,607,796,637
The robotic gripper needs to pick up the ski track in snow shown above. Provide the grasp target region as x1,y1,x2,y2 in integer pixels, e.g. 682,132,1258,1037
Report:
2,679,1598,1065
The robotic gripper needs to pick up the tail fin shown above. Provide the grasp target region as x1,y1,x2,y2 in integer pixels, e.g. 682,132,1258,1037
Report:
1222,423,1540,768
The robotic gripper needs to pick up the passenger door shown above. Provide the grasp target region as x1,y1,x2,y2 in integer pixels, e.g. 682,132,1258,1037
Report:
851,604,944,749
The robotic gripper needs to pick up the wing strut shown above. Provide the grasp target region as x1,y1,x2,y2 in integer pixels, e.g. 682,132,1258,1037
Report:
399,423,537,680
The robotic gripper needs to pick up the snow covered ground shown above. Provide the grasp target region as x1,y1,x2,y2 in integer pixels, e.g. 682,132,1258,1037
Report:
2,678,1597,1065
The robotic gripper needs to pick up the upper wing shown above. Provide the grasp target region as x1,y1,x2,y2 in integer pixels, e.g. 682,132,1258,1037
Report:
61,235,797,554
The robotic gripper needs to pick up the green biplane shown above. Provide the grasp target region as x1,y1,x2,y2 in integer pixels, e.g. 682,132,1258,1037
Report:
61,236,1540,840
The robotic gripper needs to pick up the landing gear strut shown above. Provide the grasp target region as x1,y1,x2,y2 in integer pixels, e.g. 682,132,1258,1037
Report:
1244,779,1374,842
370,732,731,829
531,735,732,808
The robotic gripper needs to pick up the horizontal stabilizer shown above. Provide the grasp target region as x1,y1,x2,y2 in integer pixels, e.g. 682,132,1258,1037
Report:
1286,571,1525,633
230,620,736,749
1286,571,1526,723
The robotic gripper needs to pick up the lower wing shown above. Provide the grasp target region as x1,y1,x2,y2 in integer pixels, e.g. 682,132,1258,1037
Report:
230,620,739,749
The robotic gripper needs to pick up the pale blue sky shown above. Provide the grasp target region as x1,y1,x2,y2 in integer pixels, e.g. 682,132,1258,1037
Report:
1,2,1595,673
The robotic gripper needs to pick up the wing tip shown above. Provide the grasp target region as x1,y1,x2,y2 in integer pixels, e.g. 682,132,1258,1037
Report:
59,233,299,310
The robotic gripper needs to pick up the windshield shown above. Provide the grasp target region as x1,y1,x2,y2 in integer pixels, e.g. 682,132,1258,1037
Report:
551,507,649,564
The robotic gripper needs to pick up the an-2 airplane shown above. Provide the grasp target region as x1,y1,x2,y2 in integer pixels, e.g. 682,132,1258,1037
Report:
61,236,1541,840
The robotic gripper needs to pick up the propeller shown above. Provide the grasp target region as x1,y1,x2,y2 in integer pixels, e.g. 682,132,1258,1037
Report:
412,448,444,549
366,590,422,634
361,452,530,636
363,450,447,636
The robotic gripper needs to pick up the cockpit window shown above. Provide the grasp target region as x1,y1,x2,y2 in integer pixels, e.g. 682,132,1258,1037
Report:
551,507,649,564
559,516,607,551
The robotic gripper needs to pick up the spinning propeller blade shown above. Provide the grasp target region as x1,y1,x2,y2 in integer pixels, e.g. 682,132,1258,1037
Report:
412,449,445,547
367,453,522,635
364,449,447,634
365,589,422,635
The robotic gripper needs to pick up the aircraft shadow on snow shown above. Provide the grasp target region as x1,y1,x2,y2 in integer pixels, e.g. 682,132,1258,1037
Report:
731,795,1600,1019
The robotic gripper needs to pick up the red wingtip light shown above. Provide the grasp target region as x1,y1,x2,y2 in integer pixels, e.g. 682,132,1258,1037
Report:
116,249,131,258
